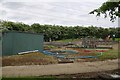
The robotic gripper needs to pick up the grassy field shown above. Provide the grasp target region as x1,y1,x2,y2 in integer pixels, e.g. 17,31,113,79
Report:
2,39,119,66
115,38,120,41
44,45,57,50
98,49,119,60
3,44,119,66
56,38,80,42
56,38,120,42
98,43,119,60
2,52,58,66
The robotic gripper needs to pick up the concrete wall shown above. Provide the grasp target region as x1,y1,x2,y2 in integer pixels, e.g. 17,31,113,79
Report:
2,31,44,56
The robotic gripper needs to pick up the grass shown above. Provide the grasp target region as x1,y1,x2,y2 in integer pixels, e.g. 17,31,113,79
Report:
115,38,120,41
2,40,119,66
56,38,80,42
2,52,58,66
99,50,119,60
98,43,119,60
56,38,120,42
71,43,119,61
44,45,57,50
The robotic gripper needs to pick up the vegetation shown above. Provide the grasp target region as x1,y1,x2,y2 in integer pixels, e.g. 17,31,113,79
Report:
98,43,119,60
89,0,120,60
90,0,120,22
0,20,119,42
98,49,119,60
115,38,120,41
56,38,80,42
44,45,57,50
2,52,58,66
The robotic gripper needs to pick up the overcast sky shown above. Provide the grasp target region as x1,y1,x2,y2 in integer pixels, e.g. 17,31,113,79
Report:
0,0,118,28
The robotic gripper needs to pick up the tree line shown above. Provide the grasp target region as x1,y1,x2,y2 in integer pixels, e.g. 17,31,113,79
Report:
0,20,119,42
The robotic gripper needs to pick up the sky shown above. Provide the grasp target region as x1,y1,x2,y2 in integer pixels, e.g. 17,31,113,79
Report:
0,0,118,28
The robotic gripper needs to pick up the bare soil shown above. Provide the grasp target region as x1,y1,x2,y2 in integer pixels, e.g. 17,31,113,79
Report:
41,69,120,79
2,59,119,77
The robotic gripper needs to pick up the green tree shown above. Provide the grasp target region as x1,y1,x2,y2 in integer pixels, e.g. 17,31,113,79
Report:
89,0,120,22
1,20,119,41
1,21,30,31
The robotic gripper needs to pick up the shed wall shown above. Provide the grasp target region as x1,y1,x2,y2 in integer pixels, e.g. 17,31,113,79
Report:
2,32,43,56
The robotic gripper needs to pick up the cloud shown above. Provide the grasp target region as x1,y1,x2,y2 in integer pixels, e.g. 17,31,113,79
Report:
1,0,108,2
0,1,118,28
0,0,4,2
0,10,7,16
2,2,25,9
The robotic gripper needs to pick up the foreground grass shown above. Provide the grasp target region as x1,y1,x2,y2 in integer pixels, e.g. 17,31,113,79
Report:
2,52,57,66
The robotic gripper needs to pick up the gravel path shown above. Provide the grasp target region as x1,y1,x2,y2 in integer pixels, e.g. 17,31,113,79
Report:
2,59,119,77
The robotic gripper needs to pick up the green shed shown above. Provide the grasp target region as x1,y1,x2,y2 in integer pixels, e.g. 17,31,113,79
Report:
1,31,44,56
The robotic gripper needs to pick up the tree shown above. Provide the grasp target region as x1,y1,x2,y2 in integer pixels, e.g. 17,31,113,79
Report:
1,20,119,41
89,0,120,22
1,21,30,31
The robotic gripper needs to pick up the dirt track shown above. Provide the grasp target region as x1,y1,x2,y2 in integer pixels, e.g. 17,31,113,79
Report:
2,59,119,77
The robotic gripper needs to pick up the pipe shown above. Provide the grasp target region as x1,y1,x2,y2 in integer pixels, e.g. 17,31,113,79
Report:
18,50,39,55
